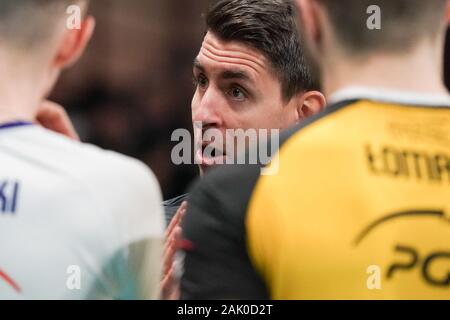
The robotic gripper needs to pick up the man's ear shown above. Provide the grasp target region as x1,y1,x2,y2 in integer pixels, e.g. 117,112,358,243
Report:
295,90,326,121
53,16,96,69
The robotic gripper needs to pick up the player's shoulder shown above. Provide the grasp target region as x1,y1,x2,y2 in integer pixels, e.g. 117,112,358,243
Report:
31,127,160,193
282,98,359,144
41,128,164,232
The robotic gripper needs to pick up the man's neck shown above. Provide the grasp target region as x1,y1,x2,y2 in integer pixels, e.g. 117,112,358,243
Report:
322,40,449,99
0,93,39,125
0,53,43,124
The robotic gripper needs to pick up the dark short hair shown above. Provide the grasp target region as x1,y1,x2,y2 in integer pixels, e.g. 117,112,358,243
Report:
319,0,447,54
206,0,319,101
0,0,88,49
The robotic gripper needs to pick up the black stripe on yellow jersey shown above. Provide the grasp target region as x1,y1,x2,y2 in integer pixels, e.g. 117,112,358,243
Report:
181,96,450,300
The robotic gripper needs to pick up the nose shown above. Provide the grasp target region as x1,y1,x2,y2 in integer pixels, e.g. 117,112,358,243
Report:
192,86,223,131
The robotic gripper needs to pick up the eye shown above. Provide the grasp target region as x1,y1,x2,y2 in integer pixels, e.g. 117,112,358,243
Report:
194,74,208,89
229,86,247,101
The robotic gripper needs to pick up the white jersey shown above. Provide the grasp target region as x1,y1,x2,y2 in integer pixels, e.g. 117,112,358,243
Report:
0,122,165,300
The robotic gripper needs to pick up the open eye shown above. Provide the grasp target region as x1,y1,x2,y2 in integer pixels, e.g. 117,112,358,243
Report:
194,74,208,89
229,86,246,101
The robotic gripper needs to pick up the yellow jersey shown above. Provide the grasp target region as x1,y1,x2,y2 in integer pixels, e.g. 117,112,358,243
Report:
182,89,450,300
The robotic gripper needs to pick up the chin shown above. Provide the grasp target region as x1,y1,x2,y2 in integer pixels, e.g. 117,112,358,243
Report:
199,163,219,175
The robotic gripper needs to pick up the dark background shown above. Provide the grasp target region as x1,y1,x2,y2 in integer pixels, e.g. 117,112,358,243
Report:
51,1,450,200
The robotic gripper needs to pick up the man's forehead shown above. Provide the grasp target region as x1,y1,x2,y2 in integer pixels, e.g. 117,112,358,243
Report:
195,32,269,77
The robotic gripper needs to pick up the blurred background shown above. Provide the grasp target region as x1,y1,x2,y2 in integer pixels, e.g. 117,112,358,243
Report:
51,0,210,200
50,0,450,200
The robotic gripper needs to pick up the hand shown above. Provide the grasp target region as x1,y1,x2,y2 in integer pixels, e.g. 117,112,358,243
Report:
161,201,187,300
36,100,80,141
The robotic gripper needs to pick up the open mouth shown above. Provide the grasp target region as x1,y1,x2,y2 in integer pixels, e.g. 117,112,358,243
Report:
196,143,227,167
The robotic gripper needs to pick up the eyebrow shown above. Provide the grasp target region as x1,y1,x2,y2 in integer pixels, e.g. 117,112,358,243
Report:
193,59,205,72
221,70,251,82
193,59,254,83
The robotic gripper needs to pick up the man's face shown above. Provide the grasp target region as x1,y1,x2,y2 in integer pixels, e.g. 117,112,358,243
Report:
192,32,299,172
